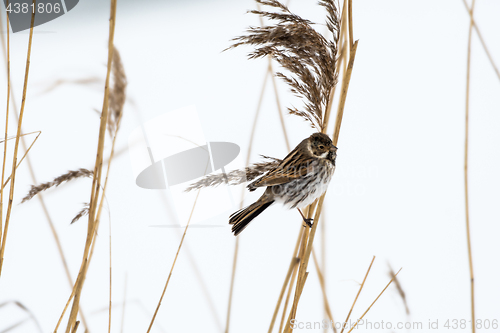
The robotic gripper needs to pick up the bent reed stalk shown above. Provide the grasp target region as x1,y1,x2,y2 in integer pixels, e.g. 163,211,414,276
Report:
464,0,476,331
63,1,118,332
0,0,37,278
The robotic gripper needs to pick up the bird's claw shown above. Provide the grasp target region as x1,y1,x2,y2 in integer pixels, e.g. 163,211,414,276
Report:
303,218,313,228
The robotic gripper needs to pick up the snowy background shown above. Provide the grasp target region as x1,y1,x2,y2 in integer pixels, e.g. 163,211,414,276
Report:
0,0,499,332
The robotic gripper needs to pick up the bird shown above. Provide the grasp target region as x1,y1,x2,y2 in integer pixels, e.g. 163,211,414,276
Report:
229,132,337,236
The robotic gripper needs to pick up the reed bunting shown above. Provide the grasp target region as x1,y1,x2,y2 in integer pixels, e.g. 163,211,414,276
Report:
229,132,337,235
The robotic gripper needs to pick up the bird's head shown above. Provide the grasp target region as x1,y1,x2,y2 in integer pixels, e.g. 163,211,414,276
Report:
309,132,337,162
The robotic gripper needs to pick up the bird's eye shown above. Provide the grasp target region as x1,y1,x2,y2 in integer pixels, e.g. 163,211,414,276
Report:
319,145,324,149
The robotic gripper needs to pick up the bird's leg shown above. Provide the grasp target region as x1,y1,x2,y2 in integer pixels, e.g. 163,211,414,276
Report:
297,208,313,228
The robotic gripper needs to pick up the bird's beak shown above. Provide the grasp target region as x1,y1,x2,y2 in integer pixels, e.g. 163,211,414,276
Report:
330,145,337,153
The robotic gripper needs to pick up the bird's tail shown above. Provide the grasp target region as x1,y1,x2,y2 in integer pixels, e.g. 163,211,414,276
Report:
229,200,274,236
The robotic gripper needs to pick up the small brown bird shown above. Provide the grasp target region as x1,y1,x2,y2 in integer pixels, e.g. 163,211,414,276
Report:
229,132,337,235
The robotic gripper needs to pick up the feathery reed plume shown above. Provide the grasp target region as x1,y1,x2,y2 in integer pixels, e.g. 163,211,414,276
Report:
108,47,127,136
71,203,90,224
227,0,340,131
185,155,280,191
388,263,409,315
21,169,93,203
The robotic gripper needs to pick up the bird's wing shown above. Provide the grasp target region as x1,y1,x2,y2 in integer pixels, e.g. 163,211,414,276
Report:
247,146,313,190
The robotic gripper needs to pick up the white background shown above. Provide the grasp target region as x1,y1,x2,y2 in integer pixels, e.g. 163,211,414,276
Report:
0,0,499,332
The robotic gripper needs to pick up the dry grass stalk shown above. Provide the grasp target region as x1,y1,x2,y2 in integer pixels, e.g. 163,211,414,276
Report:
347,0,353,48
144,151,211,330
283,201,319,333
0,0,37,277
464,1,476,331
54,281,79,332
284,203,314,332
64,1,118,331
0,0,11,252
85,47,127,333
1,131,41,190
146,189,202,332
83,47,127,268
332,41,357,146
312,248,336,333
388,263,409,315
346,268,402,333
340,256,375,333
157,190,224,330
268,227,303,333
320,211,327,333
322,1,347,132
279,256,300,333
461,0,500,81
225,235,239,333
21,168,93,204
89,299,168,332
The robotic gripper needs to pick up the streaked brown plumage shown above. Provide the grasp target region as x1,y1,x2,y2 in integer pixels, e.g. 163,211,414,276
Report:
229,132,337,235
